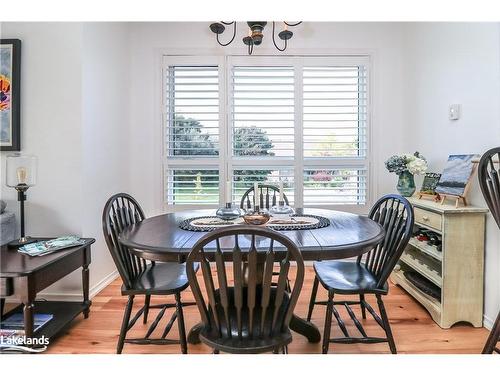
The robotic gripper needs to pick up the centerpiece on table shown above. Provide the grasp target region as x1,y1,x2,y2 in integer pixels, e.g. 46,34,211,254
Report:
215,181,245,221
269,181,294,218
242,182,271,225
385,151,428,197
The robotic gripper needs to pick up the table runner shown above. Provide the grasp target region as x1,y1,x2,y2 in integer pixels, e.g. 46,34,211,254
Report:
179,214,330,232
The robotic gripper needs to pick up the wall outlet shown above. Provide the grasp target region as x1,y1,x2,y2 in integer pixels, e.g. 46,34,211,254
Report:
449,104,461,120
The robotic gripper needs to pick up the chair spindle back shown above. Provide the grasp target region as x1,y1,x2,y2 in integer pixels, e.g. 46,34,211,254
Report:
358,194,414,288
239,184,289,210
102,193,147,289
478,147,500,229
186,226,304,340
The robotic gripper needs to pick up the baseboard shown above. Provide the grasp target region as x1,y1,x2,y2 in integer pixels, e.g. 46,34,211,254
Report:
4,270,119,306
483,314,495,330
89,270,119,298
35,270,119,302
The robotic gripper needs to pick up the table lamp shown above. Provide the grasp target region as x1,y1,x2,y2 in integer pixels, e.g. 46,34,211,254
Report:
5,153,38,247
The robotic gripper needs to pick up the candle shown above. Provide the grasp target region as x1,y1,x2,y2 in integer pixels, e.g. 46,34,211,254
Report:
254,182,259,208
226,180,232,204
284,22,288,31
279,181,284,202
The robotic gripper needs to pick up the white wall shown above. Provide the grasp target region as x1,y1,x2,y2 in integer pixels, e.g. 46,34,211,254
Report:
0,22,131,298
128,22,409,216
80,22,131,296
0,22,84,236
404,22,500,327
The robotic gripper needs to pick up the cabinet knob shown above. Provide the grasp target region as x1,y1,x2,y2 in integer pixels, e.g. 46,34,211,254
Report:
422,216,430,221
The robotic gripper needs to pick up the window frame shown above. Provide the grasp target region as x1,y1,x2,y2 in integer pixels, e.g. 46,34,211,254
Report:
162,54,372,212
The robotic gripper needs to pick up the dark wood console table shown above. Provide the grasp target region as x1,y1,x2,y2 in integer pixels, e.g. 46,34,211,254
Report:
0,238,95,341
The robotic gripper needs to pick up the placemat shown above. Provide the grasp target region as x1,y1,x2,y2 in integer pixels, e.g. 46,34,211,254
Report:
179,214,330,232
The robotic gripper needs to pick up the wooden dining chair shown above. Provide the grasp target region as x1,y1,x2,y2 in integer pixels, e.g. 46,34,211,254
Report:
478,147,500,354
102,193,196,354
307,194,414,354
186,225,305,354
240,184,292,292
240,184,289,210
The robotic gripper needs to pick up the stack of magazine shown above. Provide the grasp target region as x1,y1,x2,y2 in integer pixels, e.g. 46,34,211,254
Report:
0,313,53,336
18,236,86,256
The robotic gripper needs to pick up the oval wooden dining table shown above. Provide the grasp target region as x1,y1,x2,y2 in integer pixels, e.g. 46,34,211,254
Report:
118,207,385,344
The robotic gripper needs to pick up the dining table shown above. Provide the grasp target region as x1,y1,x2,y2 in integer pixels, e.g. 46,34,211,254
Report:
118,207,385,344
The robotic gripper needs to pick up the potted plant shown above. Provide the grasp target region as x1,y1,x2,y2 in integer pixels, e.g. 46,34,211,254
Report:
385,151,428,197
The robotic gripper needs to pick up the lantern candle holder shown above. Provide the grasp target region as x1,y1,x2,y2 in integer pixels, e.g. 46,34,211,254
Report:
216,180,244,220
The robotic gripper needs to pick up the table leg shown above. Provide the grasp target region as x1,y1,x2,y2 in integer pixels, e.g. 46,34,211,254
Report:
23,301,35,339
187,316,320,344
19,276,36,340
187,322,203,344
82,246,91,318
290,314,322,343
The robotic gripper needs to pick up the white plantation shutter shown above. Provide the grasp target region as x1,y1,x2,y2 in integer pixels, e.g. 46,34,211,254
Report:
301,61,369,206
165,66,220,157
163,57,222,206
230,66,295,157
303,66,367,158
163,55,370,209
165,168,219,205
303,167,367,205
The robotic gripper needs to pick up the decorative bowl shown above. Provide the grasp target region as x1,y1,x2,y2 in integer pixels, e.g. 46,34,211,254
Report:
242,208,271,225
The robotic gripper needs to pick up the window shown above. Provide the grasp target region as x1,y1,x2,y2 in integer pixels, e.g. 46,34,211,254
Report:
163,56,370,208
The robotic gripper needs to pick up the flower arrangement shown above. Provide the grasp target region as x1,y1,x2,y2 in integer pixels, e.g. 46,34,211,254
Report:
385,151,428,176
385,151,428,197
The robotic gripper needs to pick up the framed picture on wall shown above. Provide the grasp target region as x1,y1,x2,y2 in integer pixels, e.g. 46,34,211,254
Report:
1,39,21,151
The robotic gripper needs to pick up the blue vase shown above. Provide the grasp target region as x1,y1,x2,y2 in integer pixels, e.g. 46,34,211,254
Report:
396,171,416,197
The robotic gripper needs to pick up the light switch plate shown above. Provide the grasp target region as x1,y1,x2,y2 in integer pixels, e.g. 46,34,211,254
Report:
449,104,460,120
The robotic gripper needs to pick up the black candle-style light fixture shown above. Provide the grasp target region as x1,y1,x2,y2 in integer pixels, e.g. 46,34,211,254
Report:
209,21,302,55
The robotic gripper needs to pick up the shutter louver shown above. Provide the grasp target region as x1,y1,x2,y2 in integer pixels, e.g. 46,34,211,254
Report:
165,168,219,205
303,168,367,205
303,66,367,158
231,66,295,158
165,66,219,157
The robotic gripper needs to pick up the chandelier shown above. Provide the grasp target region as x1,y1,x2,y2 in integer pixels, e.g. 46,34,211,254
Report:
209,21,302,55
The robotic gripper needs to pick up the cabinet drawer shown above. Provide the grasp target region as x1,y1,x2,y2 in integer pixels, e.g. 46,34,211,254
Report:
414,207,442,231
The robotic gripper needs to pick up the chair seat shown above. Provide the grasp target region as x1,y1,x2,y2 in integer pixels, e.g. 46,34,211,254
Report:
199,287,293,353
313,260,388,295
122,262,198,295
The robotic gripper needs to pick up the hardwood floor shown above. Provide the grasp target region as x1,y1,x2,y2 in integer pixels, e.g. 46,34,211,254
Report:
45,266,489,354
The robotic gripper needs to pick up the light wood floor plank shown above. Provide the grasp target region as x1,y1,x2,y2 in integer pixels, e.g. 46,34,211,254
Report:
44,267,489,354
